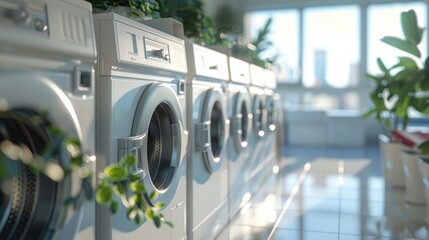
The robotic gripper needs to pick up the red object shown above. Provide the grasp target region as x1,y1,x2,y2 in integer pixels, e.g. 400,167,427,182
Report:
392,130,429,148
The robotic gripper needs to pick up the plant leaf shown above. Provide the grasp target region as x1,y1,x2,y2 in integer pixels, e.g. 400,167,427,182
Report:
381,36,421,58
132,194,144,207
130,182,146,193
104,164,128,182
377,58,388,73
401,10,422,45
154,202,165,211
366,73,382,83
113,183,127,196
96,185,112,204
110,200,119,214
418,141,429,156
396,95,410,117
149,191,159,201
397,57,418,71
163,220,174,228
362,109,377,119
134,210,142,224
424,57,429,80
119,155,136,168
152,215,161,228
145,208,154,221
401,115,410,130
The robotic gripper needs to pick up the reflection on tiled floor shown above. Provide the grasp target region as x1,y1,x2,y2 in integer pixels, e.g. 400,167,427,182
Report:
218,145,429,240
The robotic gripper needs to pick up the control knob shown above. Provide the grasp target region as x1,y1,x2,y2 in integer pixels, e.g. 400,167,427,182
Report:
34,18,47,32
14,7,29,23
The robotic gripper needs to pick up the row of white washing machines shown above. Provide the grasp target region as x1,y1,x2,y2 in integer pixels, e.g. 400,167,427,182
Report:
0,0,283,240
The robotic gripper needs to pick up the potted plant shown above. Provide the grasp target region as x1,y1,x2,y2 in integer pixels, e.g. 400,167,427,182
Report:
364,9,429,190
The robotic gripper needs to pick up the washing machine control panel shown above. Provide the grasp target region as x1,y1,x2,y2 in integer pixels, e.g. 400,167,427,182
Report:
114,20,187,74
229,57,251,85
0,0,48,35
192,44,229,81
0,0,97,64
250,64,265,87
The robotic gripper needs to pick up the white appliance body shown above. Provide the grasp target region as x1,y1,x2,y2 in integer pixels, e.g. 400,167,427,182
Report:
0,0,97,239
248,64,268,194
186,42,230,240
256,69,278,185
273,93,284,164
94,13,188,240
262,69,277,163
226,57,252,220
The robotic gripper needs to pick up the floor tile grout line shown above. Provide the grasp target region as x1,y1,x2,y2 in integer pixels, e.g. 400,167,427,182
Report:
267,162,312,240
338,159,344,240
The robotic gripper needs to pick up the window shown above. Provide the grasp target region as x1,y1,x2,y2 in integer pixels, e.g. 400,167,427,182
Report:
302,5,360,89
245,1,428,111
246,10,300,84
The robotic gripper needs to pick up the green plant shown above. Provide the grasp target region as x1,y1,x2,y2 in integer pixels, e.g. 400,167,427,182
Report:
96,155,173,227
155,0,230,46
233,17,277,68
87,0,160,19
363,9,429,138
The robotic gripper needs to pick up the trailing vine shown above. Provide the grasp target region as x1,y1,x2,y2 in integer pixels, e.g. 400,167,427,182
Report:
0,110,93,208
95,155,173,227
0,108,172,229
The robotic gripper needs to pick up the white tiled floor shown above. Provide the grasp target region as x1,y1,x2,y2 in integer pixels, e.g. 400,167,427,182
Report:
218,145,429,240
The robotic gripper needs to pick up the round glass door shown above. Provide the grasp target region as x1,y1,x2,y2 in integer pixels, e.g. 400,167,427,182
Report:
0,109,57,240
232,92,250,152
253,95,265,138
128,83,187,207
200,88,228,173
147,102,177,191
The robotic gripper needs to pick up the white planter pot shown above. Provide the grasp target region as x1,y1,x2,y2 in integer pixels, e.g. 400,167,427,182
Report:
379,135,405,187
400,150,426,204
416,156,429,224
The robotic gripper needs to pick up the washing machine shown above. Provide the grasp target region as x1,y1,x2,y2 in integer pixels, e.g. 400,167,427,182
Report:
185,42,230,240
273,93,284,164
226,56,252,220
262,69,277,160
93,13,188,240
257,69,278,179
248,64,268,194
0,0,97,239
263,69,283,165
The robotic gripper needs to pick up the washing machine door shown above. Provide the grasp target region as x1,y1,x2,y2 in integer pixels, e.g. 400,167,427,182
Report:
195,87,229,173
251,93,265,139
273,94,284,162
118,83,187,209
0,72,90,240
230,91,250,153
265,94,276,132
